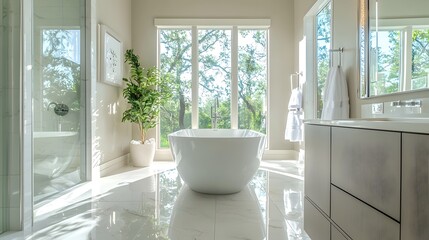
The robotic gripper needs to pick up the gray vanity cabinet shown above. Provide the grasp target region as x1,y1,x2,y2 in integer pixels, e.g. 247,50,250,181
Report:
331,186,400,240
331,226,348,240
402,133,429,240
331,127,401,221
304,122,429,240
304,198,330,240
305,124,331,215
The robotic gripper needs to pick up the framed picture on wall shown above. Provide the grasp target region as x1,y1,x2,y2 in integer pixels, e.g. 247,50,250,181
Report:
99,24,123,87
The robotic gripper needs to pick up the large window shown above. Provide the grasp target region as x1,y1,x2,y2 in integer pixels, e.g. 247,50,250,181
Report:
315,3,332,118
158,21,269,148
198,29,232,129
159,30,193,148
238,30,268,132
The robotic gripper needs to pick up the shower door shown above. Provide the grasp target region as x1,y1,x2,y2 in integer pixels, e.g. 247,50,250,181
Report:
1,0,21,233
32,0,87,204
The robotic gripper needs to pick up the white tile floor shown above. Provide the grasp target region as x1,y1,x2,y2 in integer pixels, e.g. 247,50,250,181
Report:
22,161,310,239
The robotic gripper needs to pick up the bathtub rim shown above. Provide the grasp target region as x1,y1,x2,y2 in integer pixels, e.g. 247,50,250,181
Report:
168,129,266,139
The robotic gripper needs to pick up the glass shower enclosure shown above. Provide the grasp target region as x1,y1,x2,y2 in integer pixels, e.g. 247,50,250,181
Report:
32,0,87,204
1,0,21,233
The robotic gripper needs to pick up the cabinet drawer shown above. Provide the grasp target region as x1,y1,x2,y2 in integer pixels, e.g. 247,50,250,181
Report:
331,225,349,240
402,133,429,240
305,124,331,215
331,127,400,220
331,186,400,240
304,198,330,240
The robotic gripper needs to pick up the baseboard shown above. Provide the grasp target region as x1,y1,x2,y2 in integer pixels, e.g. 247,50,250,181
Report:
263,150,298,160
155,150,174,161
100,154,129,177
154,149,299,161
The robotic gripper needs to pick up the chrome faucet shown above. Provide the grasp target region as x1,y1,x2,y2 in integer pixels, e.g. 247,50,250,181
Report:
47,102,69,116
47,102,58,111
391,99,422,107
211,97,220,129
47,102,69,132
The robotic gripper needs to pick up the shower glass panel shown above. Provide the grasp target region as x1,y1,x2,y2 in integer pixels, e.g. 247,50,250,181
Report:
33,0,86,203
1,0,21,233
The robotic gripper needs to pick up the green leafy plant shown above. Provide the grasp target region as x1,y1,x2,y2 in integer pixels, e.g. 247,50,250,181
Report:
122,49,175,143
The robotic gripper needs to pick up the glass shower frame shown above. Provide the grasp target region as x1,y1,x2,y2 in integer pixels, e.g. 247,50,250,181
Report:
31,0,89,206
3,0,92,236
1,0,21,234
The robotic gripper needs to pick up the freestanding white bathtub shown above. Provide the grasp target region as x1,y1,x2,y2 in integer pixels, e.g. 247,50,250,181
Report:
168,129,265,194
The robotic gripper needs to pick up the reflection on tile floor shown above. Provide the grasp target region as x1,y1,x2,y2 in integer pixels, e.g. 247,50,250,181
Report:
27,161,310,240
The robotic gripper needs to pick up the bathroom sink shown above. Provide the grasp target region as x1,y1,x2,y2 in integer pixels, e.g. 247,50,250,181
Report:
337,118,429,123
306,118,429,134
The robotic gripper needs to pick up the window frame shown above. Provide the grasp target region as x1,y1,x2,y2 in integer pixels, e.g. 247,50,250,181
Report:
368,18,429,95
314,2,333,119
156,19,270,150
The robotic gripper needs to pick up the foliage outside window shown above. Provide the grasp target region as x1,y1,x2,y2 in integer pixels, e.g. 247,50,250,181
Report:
316,3,332,119
369,27,429,96
159,30,193,148
198,29,232,129
238,30,268,133
411,28,429,90
159,27,268,148
42,29,81,130
369,30,401,95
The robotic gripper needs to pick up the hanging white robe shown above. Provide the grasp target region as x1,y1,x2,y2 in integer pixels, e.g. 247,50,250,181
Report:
285,88,303,142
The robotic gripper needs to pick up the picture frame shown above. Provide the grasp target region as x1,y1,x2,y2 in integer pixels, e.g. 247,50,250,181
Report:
99,24,123,87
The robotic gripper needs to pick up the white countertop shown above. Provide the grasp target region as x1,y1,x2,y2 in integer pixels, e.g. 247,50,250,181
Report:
305,118,429,134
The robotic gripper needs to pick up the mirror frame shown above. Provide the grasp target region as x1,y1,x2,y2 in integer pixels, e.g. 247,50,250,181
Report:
359,0,429,98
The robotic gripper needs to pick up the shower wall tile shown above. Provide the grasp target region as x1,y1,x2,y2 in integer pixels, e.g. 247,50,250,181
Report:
8,207,20,231
62,7,81,19
0,208,4,234
4,90,17,117
0,178,5,203
8,175,20,208
36,0,58,6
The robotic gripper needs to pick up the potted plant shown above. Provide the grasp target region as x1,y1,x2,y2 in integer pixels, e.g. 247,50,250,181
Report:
122,49,175,167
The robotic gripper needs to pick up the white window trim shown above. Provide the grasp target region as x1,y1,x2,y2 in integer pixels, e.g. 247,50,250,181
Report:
156,19,270,149
154,18,271,29
370,20,429,92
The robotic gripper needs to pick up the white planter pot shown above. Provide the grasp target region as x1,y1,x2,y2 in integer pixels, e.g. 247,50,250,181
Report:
130,140,156,167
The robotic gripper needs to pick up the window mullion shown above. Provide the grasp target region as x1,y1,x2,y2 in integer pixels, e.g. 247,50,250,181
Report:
403,26,413,91
231,26,238,129
192,26,199,129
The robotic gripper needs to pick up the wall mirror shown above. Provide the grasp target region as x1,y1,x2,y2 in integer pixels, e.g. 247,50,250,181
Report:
359,0,429,98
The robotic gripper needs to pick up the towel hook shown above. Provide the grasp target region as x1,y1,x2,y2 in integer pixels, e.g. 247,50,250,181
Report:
329,48,344,67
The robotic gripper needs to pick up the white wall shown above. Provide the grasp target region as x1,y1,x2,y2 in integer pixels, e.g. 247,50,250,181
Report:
377,0,429,19
294,0,359,118
131,0,296,150
94,0,132,171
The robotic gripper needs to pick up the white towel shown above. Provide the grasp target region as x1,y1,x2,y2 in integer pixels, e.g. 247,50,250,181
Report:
321,66,349,120
288,88,302,109
285,110,303,142
285,87,303,142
